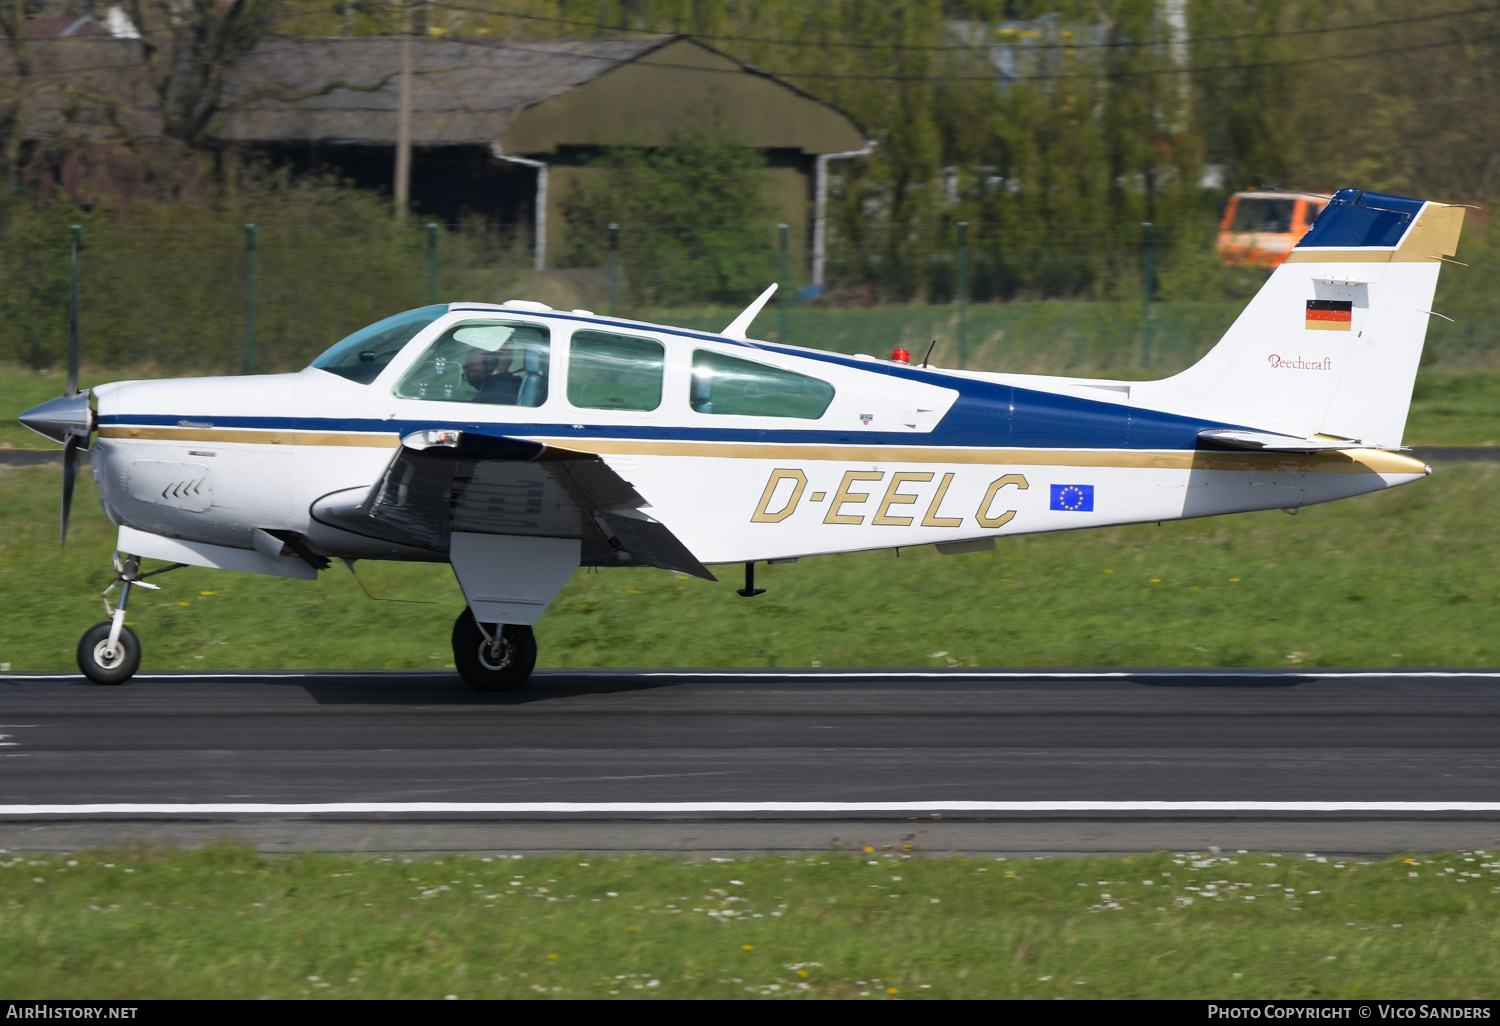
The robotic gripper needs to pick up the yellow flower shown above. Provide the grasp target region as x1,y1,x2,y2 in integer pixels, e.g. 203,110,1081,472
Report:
742,945,754,951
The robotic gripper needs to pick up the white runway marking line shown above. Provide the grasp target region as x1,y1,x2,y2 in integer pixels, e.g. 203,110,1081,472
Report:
4,670,1500,681
3,801,1500,815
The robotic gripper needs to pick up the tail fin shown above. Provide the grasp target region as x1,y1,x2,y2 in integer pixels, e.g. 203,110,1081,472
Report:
1133,189,1465,447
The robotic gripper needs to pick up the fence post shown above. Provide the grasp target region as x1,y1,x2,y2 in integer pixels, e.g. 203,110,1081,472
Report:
244,224,258,375
607,223,619,316
778,222,790,344
426,222,439,303
68,225,82,375
1141,221,1154,370
956,220,969,369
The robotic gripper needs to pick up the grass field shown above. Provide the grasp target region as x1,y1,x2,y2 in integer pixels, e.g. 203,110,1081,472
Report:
2,457,1498,672
2,846,1497,999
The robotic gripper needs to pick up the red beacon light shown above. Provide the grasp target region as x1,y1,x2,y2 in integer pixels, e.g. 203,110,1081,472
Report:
891,348,911,364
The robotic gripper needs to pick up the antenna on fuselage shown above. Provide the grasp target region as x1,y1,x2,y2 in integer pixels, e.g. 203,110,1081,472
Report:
921,340,936,368
722,283,778,340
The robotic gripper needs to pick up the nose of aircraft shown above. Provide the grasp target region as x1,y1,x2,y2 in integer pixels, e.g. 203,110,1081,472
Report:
19,393,94,445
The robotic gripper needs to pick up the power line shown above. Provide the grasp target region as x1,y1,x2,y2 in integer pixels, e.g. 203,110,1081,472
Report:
17,17,1497,89
457,30,1500,85
416,0,1500,53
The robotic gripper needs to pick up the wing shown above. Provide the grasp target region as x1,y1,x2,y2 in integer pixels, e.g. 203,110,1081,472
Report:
311,427,715,581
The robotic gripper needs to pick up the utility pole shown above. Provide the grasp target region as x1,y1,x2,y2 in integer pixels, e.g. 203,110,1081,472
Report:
1142,221,1155,369
394,0,413,220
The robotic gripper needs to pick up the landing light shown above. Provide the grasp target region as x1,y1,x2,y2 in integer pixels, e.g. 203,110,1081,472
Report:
406,429,461,450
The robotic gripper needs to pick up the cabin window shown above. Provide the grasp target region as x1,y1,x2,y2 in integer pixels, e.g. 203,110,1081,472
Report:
394,321,551,407
311,304,447,384
689,349,835,419
568,330,665,412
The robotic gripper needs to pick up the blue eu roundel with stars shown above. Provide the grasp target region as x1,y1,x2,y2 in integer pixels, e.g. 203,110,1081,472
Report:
1050,484,1094,512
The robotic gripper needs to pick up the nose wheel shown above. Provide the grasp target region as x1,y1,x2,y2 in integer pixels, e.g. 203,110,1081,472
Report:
452,608,536,692
76,554,185,685
77,621,141,685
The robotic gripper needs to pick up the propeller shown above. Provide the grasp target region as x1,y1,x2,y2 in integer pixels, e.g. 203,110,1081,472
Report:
17,224,93,545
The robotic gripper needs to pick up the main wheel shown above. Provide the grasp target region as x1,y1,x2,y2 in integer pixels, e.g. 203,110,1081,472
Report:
77,622,141,685
451,609,536,692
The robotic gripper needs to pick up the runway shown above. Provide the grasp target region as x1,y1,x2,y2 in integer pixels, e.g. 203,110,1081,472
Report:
2,668,1499,856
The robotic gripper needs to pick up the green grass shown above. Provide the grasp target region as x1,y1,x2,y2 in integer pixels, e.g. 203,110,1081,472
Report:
2,846,1497,998
1406,374,1500,446
3,459,1499,672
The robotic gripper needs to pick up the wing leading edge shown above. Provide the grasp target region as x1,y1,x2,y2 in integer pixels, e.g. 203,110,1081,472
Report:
310,428,716,581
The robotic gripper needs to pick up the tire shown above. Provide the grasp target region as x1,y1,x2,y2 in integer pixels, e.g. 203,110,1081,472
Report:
451,609,536,692
76,622,141,685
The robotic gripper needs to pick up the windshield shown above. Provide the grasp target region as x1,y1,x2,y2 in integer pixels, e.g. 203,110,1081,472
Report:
310,304,448,384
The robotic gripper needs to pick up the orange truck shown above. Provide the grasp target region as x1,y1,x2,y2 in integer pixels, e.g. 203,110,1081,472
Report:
1217,190,1329,268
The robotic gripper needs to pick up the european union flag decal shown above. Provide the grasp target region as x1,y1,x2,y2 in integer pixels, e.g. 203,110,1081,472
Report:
1050,484,1095,512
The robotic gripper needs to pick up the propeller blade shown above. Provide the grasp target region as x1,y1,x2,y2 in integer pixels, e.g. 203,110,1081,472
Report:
61,435,78,546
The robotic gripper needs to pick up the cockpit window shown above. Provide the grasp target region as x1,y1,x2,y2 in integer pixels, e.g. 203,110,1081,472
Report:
310,304,447,384
690,349,835,419
394,320,551,407
568,330,664,412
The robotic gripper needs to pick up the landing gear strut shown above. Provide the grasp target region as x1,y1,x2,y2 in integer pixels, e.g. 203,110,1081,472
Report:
76,554,183,685
451,608,537,692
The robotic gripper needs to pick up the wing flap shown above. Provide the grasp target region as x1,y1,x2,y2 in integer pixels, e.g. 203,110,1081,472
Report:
310,427,713,579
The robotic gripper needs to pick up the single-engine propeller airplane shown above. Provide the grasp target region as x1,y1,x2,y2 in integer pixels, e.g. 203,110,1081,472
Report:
20,188,1464,689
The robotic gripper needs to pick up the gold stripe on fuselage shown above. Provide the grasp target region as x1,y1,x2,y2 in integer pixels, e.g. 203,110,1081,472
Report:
97,426,1426,476
98,426,400,448
524,437,1427,476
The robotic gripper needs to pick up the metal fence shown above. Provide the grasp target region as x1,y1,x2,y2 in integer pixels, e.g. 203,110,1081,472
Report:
2,219,1493,377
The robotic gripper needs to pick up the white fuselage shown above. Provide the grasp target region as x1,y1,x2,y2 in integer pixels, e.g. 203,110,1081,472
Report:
87,305,1428,573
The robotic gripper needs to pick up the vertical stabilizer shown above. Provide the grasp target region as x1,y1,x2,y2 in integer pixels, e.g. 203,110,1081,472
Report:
1132,189,1464,447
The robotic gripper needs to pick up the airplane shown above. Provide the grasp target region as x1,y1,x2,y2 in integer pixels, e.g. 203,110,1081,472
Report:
19,187,1464,689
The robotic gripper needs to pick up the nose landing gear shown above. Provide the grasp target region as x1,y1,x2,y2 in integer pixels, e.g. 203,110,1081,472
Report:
451,608,536,692
76,554,185,685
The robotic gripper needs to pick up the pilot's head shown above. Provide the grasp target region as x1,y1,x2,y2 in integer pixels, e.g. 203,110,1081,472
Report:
461,347,502,390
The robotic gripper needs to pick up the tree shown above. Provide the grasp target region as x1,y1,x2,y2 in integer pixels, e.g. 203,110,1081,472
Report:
125,0,280,149
0,0,35,190
559,131,778,306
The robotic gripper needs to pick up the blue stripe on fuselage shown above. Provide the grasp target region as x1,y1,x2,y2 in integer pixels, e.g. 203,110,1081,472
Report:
98,385,1237,450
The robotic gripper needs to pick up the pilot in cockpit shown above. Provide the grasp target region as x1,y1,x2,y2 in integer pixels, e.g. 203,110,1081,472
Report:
457,324,548,406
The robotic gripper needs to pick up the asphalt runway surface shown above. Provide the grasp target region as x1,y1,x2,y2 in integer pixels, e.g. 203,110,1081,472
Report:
2,668,1499,856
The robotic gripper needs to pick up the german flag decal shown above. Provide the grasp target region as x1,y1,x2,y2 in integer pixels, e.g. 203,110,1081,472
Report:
1306,299,1353,331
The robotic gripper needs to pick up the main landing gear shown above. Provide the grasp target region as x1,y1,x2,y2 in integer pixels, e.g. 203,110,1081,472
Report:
451,608,537,692
77,554,184,685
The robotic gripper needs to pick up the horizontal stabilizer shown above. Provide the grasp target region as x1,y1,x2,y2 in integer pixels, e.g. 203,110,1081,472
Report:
1197,428,1359,453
